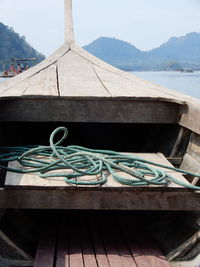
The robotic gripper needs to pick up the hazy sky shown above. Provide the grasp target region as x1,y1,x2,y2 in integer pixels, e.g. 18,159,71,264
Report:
0,0,199,56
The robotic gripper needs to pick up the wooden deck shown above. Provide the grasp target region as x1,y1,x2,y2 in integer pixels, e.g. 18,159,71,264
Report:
5,153,188,188
0,153,199,210
34,211,171,267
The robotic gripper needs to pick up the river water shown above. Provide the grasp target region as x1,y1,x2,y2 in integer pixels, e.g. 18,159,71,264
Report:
131,71,200,99
1,71,200,99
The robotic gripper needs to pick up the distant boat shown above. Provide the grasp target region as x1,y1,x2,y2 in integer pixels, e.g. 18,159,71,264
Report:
178,68,194,73
0,57,37,78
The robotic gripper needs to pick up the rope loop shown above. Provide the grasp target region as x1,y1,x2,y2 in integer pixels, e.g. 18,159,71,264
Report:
0,127,200,190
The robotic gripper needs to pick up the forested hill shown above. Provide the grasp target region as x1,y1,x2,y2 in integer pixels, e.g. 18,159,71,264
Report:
84,33,200,71
0,22,45,70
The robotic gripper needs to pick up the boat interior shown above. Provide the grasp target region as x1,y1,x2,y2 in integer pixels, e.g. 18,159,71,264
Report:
0,0,200,266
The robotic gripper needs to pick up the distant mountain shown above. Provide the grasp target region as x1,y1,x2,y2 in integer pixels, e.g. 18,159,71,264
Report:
149,32,200,62
0,22,45,70
84,37,146,70
84,33,200,71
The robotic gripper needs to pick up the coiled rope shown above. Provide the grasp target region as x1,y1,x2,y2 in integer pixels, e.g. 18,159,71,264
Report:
0,127,200,189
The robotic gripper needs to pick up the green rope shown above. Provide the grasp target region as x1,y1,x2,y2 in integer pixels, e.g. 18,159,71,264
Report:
0,126,200,189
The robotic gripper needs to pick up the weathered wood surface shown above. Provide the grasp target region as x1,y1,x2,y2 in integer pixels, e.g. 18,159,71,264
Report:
0,44,69,99
71,44,188,104
64,0,74,44
23,64,59,98
34,212,170,267
0,188,199,210
180,132,200,185
5,153,189,189
179,98,200,135
171,254,200,267
186,132,200,162
0,35,186,109
0,99,181,123
0,41,186,105
57,51,110,97
34,220,57,267
1,153,199,210
2,0,200,132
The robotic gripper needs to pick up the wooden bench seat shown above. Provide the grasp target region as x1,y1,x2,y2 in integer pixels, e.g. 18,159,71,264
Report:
5,152,187,188
34,212,171,267
0,152,199,210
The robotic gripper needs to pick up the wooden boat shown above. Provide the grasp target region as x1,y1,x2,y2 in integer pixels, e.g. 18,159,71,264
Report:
0,0,200,266
0,73,16,78
0,58,37,78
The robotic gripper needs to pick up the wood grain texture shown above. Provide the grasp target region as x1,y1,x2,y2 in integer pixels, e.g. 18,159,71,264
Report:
80,215,98,267
93,65,176,99
57,51,110,97
5,153,189,189
56,216,69,267
34,220,57,267
179,99,200,135
69,215,84,267
0,99,180,123
0,188,199,210
186,132,200,162
0,44,69,99
34,212,170,266
22,64,59,98
89,215,110,267
71,44,186,105
64,0,74,44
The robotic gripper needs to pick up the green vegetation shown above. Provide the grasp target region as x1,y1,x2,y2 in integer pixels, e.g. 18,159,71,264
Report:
0,22,45,71
84,33,200,71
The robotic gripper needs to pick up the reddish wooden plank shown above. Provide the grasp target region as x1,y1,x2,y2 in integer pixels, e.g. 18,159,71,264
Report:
97,213,124,267
89,214,110,267
56,216,69,267
34,220,57,267
80,215,98,267
117,214,170,267
138,232,171,267
107,214,137,267
69,214,84,267
117,214,151,267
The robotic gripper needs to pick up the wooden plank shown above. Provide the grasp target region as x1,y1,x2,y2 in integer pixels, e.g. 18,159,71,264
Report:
57,51,110,97
69,214,84,267
117,214,170,267
0,80,29,98
180,153,200,185
106,214,137,267
0,189,199,210
179,99,200,135
5,160,74,187
22,64,59,98
97,214,124,267
89,215,110,267
0,99,180,123
156,153,191,187
34,220,57,267
93,65,160,98
0,44,69,99
117,215,151,267
56,215,69,267
180,132,200,185
186,132,200,162
5,153,190,189
64,0,74,44
80,215,98,267
138,233,171,267
71,44,185,105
